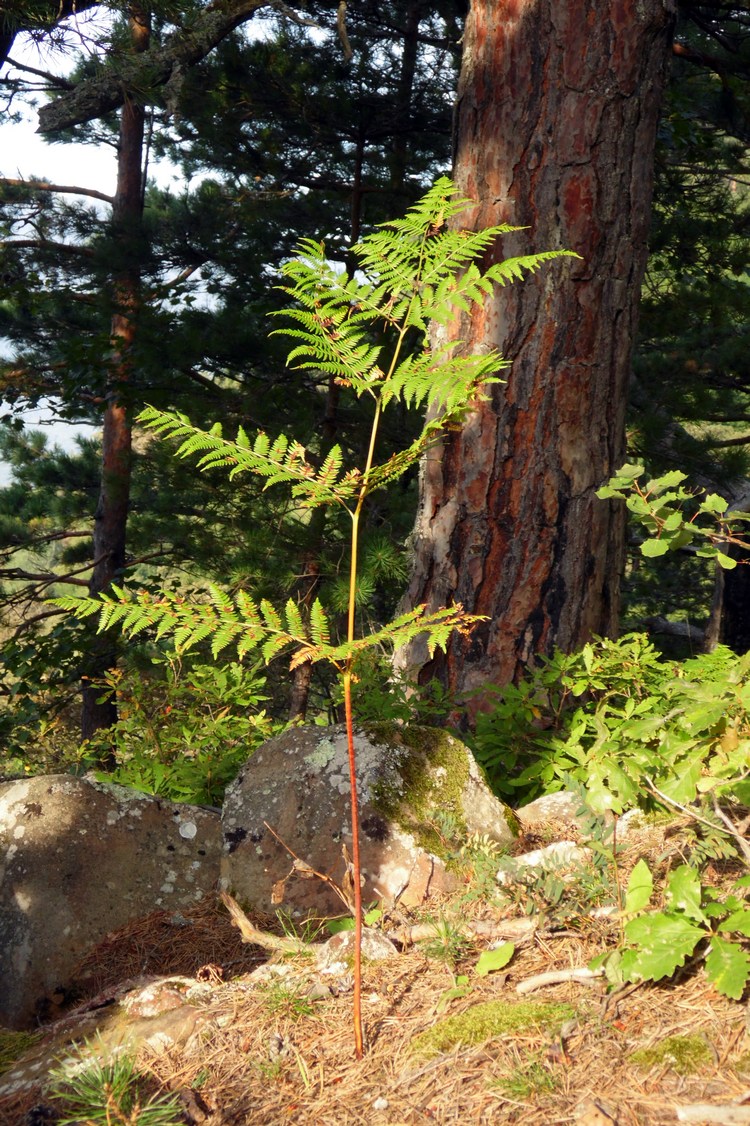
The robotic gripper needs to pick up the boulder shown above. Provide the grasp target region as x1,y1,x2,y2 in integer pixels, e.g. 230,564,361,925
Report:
0,774,221,1029
221,723,517,917
0,974,216,1102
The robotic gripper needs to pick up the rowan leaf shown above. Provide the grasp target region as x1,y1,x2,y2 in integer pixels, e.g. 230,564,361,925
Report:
705,936,750,1000
622,913,705,982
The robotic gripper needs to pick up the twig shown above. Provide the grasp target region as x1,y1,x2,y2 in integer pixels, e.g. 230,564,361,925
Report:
219,890,308,954
644,778,739,836
676,1106,750,1123
515,967,605,995
711,797,750,864
262,820,353,912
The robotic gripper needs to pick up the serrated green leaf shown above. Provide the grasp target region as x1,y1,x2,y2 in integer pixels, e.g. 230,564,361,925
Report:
700,493,728,514
646,470,688,493
662,511,683,532
666,866,706,923
705,936,750,1000
475,943,515,977
640,538,671,558
615,463,645,481
623,913,705,981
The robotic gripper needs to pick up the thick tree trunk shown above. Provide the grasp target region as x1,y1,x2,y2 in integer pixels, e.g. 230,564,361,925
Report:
398,0,676,710
80,7,149,741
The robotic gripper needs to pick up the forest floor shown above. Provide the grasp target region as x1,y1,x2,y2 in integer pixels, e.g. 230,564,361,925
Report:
2,815,750,1125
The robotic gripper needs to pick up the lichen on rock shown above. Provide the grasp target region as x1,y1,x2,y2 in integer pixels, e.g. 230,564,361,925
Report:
221,721,517,916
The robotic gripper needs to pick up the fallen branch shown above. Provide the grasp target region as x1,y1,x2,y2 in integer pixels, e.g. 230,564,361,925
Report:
516,967,605,995
392,915,537,947
219,890,308,955
676,1105,750,1124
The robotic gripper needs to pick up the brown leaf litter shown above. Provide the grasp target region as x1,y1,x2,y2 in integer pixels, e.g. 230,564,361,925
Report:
2,818,750,1125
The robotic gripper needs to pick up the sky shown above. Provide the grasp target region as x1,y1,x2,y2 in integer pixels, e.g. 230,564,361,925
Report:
0,113,105,483
0,33,180,485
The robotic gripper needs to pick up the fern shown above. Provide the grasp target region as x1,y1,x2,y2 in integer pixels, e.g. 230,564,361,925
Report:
51,178,572,1061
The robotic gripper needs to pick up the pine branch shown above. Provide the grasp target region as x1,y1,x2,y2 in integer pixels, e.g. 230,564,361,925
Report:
1,238,96,259
2,57,76,90
0,567,90,587
37,0,277,134
0,177,114,204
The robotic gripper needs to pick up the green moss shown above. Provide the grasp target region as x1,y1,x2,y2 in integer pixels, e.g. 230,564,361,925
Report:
408,1000,575,1061
0,1028,43,1076
630,1035,713,1076
366,724,472,861
732,1051,750,1077
364,722,519,863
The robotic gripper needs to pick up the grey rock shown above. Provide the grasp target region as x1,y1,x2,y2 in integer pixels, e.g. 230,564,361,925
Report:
315,926,397,969
517,790,587,828
0,974,215,1099
496,841,593,885
0,774,221,1029
222,723,517,917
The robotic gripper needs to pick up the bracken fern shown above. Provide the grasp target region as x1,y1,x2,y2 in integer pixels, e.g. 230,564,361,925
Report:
52,176,573,1058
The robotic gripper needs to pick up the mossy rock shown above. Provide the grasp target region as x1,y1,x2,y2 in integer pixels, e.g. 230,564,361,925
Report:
365,722,519,862
408,1000,575,1061
222,722,517,916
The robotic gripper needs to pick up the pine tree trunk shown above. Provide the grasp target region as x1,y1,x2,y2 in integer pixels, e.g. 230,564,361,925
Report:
397,0,676,709
80,7,149,741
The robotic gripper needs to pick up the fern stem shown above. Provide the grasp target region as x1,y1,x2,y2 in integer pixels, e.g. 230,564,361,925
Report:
343,396,383,1060
343,665,364,1059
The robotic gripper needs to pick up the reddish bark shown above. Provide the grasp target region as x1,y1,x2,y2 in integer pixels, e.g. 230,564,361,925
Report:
81,7,149,741
399,0,676,708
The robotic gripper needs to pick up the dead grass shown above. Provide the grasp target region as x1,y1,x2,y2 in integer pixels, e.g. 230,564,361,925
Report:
3,821,750,1126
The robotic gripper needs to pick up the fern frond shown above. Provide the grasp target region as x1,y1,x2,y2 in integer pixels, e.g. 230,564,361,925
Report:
136,407,358,511
309,603,487,665
310,599,331,647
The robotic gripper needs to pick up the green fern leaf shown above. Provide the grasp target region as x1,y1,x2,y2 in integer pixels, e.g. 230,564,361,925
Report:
310,599,331,648
284,599,306,640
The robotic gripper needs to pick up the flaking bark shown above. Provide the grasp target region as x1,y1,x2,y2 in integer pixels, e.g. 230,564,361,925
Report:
399,0,676,708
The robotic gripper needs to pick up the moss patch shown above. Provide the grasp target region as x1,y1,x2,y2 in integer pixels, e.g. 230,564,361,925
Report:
365,724,472,860
0,1029,42,1077
408,1000,575,1061
630,1034,713,1076
732,1051,750,1077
